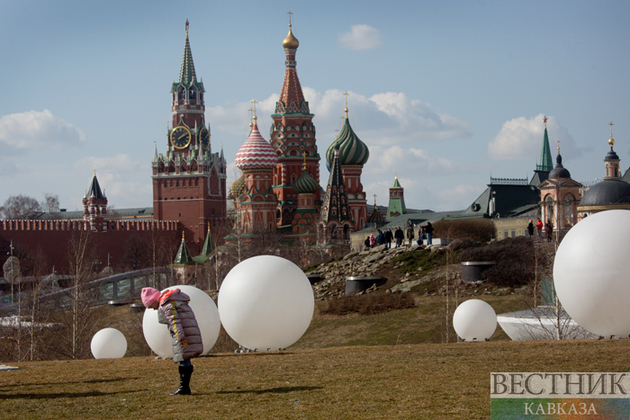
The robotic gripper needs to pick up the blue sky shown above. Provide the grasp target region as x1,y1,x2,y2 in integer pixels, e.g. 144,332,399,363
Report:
1,0,629,213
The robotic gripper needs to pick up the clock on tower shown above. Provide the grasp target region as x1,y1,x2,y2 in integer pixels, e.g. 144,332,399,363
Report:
151,20,227,252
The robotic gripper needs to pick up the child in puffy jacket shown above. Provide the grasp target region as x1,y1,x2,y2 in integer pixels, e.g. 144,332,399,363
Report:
142,287,203,395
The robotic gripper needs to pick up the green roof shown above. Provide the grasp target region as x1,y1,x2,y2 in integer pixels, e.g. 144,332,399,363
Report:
172,235,195,266
200,225,215,256
172,23,203,90
538,127,553,172
86,174,105,200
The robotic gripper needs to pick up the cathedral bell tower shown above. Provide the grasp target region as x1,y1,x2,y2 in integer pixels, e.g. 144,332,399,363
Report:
271,19,321,227
152,21,227,252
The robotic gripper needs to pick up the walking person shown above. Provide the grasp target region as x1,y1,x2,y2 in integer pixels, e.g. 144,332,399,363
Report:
406,223,415,247
142,287,203,395
536,218,543,241
385,228,393,249
394,226,404,248
545,219,553,242
425,222,434,246
527,219,534,239
376,230,384,246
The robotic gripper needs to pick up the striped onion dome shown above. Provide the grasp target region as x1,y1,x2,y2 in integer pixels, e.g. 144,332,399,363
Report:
235,122,278,170
325,111,369,168
230,174,245,197
293,167,319,194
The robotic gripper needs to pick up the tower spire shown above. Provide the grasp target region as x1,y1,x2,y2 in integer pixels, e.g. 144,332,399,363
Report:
179,20,197,87
277,18,307,114
530,114,553,186
539,115,553,172
609,121,615,148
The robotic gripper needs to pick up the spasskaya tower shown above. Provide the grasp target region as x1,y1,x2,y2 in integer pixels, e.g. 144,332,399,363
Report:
152,20,227,250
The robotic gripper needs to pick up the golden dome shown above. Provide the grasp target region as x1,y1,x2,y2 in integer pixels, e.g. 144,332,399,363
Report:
282,24,299,49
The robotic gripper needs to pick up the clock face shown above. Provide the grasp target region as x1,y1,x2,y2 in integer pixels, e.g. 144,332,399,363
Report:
170,126,191,149
199,127,210,150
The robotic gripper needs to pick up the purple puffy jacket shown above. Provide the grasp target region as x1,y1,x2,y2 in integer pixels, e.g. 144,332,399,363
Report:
157,289,203,362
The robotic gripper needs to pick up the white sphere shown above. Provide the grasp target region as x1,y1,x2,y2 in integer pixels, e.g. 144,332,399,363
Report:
91,328,127,359
218,256,314,351
453,299,497,341
554,210,630,337
142,285,221,358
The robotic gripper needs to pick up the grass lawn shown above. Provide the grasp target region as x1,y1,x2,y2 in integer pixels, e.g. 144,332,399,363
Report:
2,339,630,419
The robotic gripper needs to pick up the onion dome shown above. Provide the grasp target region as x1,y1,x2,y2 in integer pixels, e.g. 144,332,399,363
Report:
580,126,630,206
325,109,369,168
548,153,571,179
606,134,620,161
282,24,299,49
293,167,319,194
235,120,278,170
230,174,245,197
606,147,620,161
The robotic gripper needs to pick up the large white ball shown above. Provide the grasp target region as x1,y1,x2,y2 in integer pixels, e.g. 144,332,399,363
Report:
142,285,221,358
91,328,127,359
554,210,630,337
218,256,314,351
453,299,497,341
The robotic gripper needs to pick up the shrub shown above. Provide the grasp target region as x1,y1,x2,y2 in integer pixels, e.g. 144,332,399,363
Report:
323,292,416,316
458,236,539,287
448,238,479,252
433,219,496,243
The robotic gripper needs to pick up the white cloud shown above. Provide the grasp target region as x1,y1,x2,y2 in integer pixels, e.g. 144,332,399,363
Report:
338,24,383,50
209,89,470,150
208,94,279,137
302,89,471,146
213,88,473,211
0,110,85,150
489,114,585,161
365,145,457,175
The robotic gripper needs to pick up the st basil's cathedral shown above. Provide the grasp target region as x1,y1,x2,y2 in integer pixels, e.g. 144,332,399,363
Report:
230,22,370,245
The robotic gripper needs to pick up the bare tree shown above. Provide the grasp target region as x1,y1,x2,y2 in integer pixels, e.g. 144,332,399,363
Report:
0,195,42,219
23,248,49,361
52,231,99,359
40,194,60,213
105,205,121,221
120,235,151,271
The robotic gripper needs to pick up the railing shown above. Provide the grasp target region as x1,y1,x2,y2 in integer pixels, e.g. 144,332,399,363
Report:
489,177,529,186
0,266,176,315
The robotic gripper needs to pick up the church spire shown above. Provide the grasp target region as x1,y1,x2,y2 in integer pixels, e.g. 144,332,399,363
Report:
538,115,553,172
275,17,309,114
530,115,554,186
604,121,621,179
179,19,197,87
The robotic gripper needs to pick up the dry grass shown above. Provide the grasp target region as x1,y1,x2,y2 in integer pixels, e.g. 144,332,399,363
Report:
2,339,630,419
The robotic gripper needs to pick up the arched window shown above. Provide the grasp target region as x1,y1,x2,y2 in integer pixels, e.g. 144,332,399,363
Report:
563,193,576,227
545,195,554,224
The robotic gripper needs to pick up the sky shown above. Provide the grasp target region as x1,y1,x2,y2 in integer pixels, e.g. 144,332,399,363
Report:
1,0,629,214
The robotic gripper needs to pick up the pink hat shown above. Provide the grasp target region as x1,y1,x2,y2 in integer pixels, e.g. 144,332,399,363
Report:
141,287,161,308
